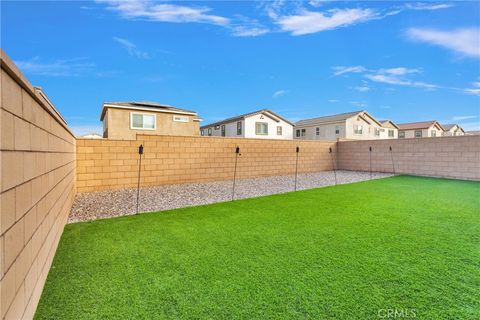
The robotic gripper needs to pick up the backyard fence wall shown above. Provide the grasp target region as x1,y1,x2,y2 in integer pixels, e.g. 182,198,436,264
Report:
76,135,337,193
1,50,76,320
337,136,480,180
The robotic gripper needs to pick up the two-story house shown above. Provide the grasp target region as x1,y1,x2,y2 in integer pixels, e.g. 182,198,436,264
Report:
397,121,444,138
200,109,294,139
294,110,387,140
100,101,202,139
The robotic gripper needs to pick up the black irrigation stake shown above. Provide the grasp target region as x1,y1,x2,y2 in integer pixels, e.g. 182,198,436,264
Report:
232,146,240,201
369,146,372,179
329,147,337,186
294,146,300,191
389,146,396,175
136,144,144,214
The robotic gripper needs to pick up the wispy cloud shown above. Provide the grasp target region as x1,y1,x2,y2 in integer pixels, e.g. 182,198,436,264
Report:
464,81,480,95
332,65,366,76
113,37,149,59
328,99,339,103
273,90,288,98
350,101,367,108
14,57,95,76
378,67,421,76
274,8,378,36
405,3,454,11
364,74,437,89
452,115,478,121
407,28,480,58
97,0,229,26
354,84,370,92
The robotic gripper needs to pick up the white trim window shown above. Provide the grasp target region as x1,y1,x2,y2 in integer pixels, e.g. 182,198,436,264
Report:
277,126,282,135
431,130,437,137
316,127,320,136
208,128,212,136
301,129,306,137
415,130,422,138
399,131,405,138
221,125,226,137
173,115,189,122
374,128,380,136
237,121,242,135
130,112,156,130
354,124,363,135
255,122,268,135
388,129,394,137
335,125,340,135
296,129,301,138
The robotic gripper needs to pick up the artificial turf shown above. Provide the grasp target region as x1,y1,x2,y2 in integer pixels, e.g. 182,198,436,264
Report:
35,176,480,319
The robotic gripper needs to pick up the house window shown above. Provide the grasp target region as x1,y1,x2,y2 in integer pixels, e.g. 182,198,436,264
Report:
316,127,320,136
415,130,422,138
214,125,220,130
173,115,188,122
131,113,156,130
301,129,306,137
237,122,242,135
374,128,380,136
399,131,405,138
201,129,204,136
354,124,363,135
277,126,282,135
335,126,340,135
431,130,436,137
388,129,394,137
255,122,268,135
221,125,226,137
296,129,301,137
208,128,212,136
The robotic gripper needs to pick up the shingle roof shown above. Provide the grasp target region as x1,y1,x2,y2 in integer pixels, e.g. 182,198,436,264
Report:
379,119,399,129
397,120,444,130
442,124,457,131
101,101,198,120
295,110,365,126
200,109,294,128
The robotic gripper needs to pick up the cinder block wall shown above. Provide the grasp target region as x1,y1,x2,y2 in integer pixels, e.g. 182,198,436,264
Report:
1,51,76,319
76,134,337,192
337,136,480,180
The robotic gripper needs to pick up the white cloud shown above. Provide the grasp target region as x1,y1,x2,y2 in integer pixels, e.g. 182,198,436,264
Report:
97,0,229,26
273,90,288,98
328,99,338,103
113,37,149,59
463,81,480,95
405,3,454,11
332,65,366,76
14,57,95,76
354,84,370,92
350,101,367,108
379,67,421,76
407,28,480,58
274,8,377,36
365,73,437,89
452,115,478,121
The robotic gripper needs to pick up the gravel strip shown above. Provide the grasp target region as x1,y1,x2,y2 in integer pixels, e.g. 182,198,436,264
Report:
69,170,393,223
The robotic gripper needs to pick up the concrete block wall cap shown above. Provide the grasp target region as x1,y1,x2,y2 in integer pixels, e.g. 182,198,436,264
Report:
0,49,76,138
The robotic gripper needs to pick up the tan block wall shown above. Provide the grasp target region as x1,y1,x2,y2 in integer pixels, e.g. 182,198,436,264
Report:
76,135,336,193
1,50,76,319
337,136,480,180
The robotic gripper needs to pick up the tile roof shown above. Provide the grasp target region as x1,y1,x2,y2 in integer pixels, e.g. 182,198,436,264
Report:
295,110,364,126
200,109,294,128
397,120,442,130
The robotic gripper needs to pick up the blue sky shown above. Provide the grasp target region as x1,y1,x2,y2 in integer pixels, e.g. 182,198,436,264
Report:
2,0,480,134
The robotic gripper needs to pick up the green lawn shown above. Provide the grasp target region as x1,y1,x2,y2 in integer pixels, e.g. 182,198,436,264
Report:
35,176,480,319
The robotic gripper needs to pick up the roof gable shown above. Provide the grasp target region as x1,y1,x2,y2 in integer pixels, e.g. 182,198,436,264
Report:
100,101,198,120
200,109,294,128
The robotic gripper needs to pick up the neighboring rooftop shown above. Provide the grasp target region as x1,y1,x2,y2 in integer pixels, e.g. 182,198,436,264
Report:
442,124,460,131
295,110,363,127
201,109,294,128
397,120,444,130
379,120,399,129
100,101,198,120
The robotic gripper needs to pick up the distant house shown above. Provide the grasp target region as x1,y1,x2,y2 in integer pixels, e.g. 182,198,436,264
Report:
379,120,399,139
397,121,444,138
79,133,103,139
200,109,294,139
442,124,465,136
466,130,480,135
294,110,388,140
100,101,202,139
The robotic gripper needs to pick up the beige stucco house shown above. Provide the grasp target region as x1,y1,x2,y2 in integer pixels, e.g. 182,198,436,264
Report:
442,124,465,136
101,101,202,139
200,109,294,139
294,110,392,140
397,121,445,138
